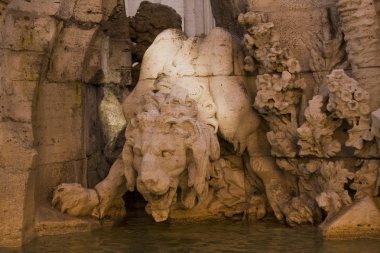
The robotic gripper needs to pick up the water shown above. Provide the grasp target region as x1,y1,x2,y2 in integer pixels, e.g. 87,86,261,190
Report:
1,217,379,253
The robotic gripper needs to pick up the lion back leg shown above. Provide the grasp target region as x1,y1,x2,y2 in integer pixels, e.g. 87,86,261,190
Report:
246,132,314,225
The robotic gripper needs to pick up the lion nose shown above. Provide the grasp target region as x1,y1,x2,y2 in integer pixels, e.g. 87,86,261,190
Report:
139,168,170,195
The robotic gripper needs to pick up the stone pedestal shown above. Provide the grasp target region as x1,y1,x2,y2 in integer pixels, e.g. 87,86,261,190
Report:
320,197,380,239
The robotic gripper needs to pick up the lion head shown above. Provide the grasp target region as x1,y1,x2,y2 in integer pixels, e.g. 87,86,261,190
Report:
122,91,220,221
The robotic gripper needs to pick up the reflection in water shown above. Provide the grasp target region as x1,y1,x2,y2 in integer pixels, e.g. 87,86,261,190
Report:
1,217,379,253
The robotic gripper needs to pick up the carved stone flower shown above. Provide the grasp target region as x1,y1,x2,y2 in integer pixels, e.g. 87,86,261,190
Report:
272,74,283,91
345,81,357,93
348,100,359,111
256,74,272,90
340,90,353,102
359,104,371,115
268,53,278,63
326,102,337,112
286,58,301,73
327,81,339,92
354,89,369,101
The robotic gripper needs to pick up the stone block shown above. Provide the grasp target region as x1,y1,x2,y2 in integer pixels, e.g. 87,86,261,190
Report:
47,25,97,82
0,80,36,122
55,0,77,20
266,8,334,73
352,67,380,110
209,76,256,144
140,29,184,80
0,50,44,81
101,0,118,19
83,84,102,157
372,108,380,128
82,31,104,84
99,87,125,144
0,169,35,247
320,197,380,239
192,27,234,77
247,0,336,11
0,121,36,171
0,12,57,52
73,0,103,23
34,82,84,165
0,2,6,31
7,0,61,16
122,79,155,121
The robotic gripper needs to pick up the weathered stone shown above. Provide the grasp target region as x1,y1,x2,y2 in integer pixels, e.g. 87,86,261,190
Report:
139,29,184,80
372,108,380,128
34,82,84,165
7,0,61,16
36,160,86,204
0,122,35,171
73,0,103,23
129,1,182,62
266,8,334,72
0,50,44,81
0,12,57,52
247,0,336,11
0,80,36,122
210,0,246,37
320,197,380,239
0,169,36,247
55,0,77,20
99,87,125,144
35,205,101,237
47,25,97,82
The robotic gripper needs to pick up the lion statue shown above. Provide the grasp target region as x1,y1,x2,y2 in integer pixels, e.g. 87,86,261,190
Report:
52,28,314,225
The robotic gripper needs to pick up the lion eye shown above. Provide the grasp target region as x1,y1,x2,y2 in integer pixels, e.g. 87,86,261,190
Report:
161,150,174,157
133,147,142,156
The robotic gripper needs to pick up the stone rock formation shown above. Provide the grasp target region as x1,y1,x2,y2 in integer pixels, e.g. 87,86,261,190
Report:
2,0,380,247
129,1,182,85
239,2,380,238
52,27,316,226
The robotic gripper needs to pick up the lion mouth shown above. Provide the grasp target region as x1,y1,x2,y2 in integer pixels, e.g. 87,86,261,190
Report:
142,187,177,222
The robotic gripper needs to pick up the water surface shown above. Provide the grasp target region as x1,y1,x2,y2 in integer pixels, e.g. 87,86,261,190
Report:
1,216,379,253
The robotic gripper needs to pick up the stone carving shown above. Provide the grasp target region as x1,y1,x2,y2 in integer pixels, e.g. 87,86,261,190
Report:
239,11,305,158
336,0,380,111
308,25,348,94
277,159,353,221
372,108,380,153
52,28,316,226
350,160,380,200
297,95,341,157
129,1,182,85
326,70,373,152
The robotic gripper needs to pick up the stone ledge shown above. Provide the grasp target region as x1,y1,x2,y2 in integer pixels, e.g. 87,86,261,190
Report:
35,206,101,237
319,197,380,240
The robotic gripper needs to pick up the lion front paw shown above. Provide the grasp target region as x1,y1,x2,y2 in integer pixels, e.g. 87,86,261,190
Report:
52,183,99,217
282,196,314,227
245,195,267,221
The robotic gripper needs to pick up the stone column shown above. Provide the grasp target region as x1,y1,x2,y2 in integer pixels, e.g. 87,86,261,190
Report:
0,0,60,247
337,0,380,110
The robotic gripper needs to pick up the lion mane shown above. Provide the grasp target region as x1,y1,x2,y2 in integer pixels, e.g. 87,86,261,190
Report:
122,91,220,209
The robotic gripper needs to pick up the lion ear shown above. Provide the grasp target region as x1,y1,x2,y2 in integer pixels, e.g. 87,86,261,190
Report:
178,120,220,204
169,118,198,145
122,144,136,192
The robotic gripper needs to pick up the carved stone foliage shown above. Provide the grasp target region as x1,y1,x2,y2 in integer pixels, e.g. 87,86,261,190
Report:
350,160,380,200
308,25,348,93
326,70,374,152
277,159,354,220
239,11,305,158
297,95,341,158
336,0,380,111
